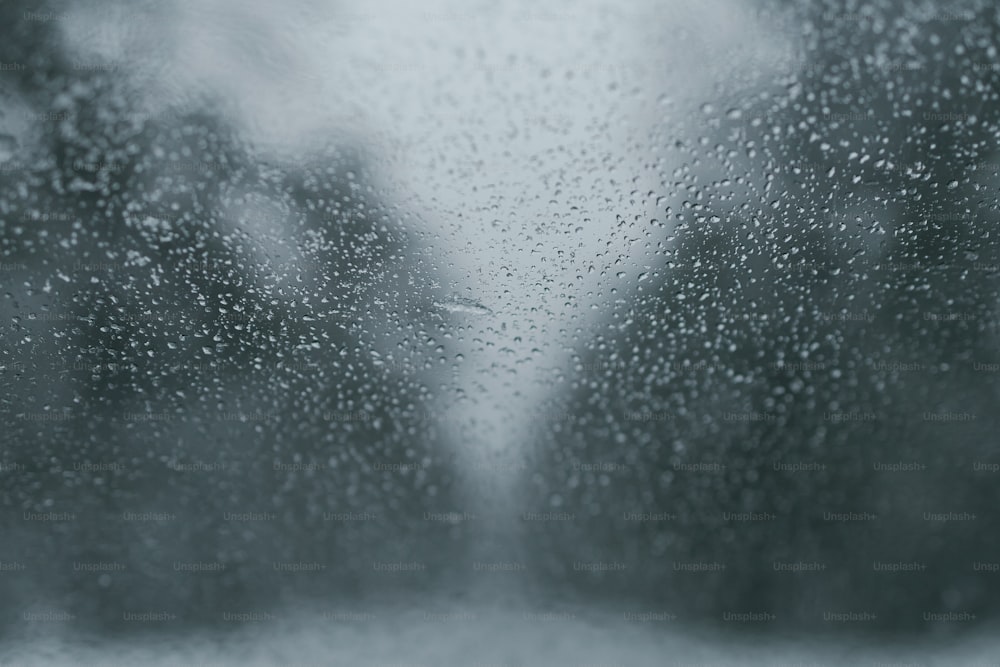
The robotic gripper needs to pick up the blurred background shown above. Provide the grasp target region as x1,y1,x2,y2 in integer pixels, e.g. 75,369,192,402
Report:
2,0,999,664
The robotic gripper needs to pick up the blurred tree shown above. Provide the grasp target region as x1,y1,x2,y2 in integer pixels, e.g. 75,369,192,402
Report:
519,0,1000,634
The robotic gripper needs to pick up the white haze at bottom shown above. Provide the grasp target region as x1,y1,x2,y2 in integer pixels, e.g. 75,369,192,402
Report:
3,604,999,666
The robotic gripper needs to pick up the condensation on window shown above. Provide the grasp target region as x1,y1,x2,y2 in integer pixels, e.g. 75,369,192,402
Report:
2,0,999,664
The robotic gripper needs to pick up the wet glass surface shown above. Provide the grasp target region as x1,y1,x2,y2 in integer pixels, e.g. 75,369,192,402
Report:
2,0,999,664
